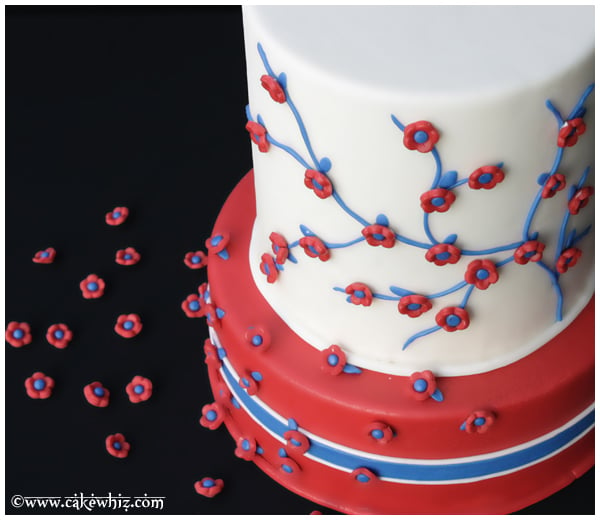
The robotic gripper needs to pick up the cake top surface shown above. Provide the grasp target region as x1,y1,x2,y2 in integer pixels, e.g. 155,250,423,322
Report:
244,6,594,99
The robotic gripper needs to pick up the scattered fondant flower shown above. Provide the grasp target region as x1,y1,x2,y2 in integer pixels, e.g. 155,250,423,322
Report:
321,344,346,376
260,74,286,103
197,282,209,305
420,188,456,213
557,118,586,148
304,169,333,199
115,247,141,266
239,372,259,395
284,430,310,454
114,313,143,338
80,274,105,299
246,120,269,152
425,243,461,266
5,321,32,348
105,433,130,458
260,253,279,284
460,410,496,433
46,323,73,349
194,477,224,498
32,247,56,264
397,294,432,318
351,467,378,484
541,173,566,199
184,250,208,269
366,421,394,444
568,186,594,215
468,165,505,190
464,259,499,290
205,232,230,260
182,294,205,318
203,303,222,330
203,338,219,367
279,455,301,475
126,375,153,403
514,240,545,265
235,436,258,461
362,224,396,248
299,236,330,261
435,307,470,332
83,382,110,407
199,402,225,430
269,232,289,264
403,121,440,153
556,247,582,274
105,206,129,226
409,370,443,402
25,372,54,399
344,283,373,306
244,326,271,353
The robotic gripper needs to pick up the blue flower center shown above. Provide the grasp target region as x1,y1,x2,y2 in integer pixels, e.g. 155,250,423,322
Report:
210,235,222,247
312,179,324,191
356,473,371,483
189,300,200,311
87,282,99,291
308,246,319,256
124,254,132,260
290,437,302,447
407,303,421,311
93,387,105,397
371,429,384,439
414,130,429,144
446,314,461,327
113,441,122,450
476,269,490,280
112,211,121,219
241,378,250,387
251,335,263,346
33,379,46,391
281,464,293,473
206,410,217,421
327,354,339,366
474,417,486,426
263,262,271,275
54,330,64,339
565,256,573,265
373,233,385,241
431,197,445,207
12,329,24,339
413,378,428,393
41,251,49,258
202,479,215,488
191,255,200,264
478,173,493,184
525,250,536,258
436,252,451,261
354,290,366,299
134,384,144,394
242,439,251,451
123,320,134,330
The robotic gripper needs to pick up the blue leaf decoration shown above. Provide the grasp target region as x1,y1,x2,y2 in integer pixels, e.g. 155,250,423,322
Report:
342,364,362,374
287,418,298,430
565,229,577,249
537,173,550,186
496,161,504,169
287,251,298,264
567,186,577,201
217,250,230,260
275,263,284,272
216,308,226,319
278,72,287,89
376,214,389,226
443,234,458,245
459,421,467,431
530,231,539,240
299,224,314,237
257,113,266,126
389,286,411,297
319,157,332,173
430,389,444,402
439,170,458,189
278,447,287,458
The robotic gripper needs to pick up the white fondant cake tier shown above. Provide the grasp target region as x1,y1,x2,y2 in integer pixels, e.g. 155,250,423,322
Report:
243,6,595,377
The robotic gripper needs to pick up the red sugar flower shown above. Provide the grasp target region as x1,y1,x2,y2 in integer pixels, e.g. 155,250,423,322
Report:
269,232,289,264
80,274,105,299
321,344,346,376
514,240,545,265
464,259,499,290
106,433,130,458
105,206,129,226
556,248,582,274
115,247,141,266
344,283,373,306
203,338,219,367
461,410,496,434
126,375,153,403
214,382,231,406
83,381,110,407
235,436,258,461
557,118,586,148
284,430,310,454
398,294,432,318
304,169,333,199
239,371,259,396
5,321,32,348
366,421,394,444
299,236,330,261
246,120,269,153
182,294,205,318
205,232,230,257
425,243,461,266
541,174,566,199
436,307,470,332
199,402,225,430
403,121,440,153
25,372,54,399
194,477,224,498
46,323,73,349
114,313,143,338
351,467,377,484
203,303,222,330
568,186,594,215
468,165,505,190
279,456,301,475
420,188,456,213
362,224,396,248
244,326,271,353
184,250,207,269
260,253,279,284
260,74,286,103
409,370,439,401
32,247,56,264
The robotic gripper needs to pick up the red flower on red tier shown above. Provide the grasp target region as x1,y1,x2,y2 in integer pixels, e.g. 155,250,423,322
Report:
398,294,432,318
321,344,346,376
203,303,222,330
468,165,505,190
351,467,378,484
304,169,333,199
403,121,440,153
25,372,54,399
284,429,311,454
214,382,231,405
464,259,499,290
244,326,271,353
556,247,582,274
105,206,129,226
541,173,566,199
345,283,373,306
246,121,269,152
260,253,279,284
205,232,230,259
114,313,143,338
184,250,208,269
33,247,56,264
199,402,225,430
299,236,330,261
182,294,205,318
362,224,396,248
83,381,110,407
80,274,105,299
568,186,594,215
514,240,545,265
126,375,153,403
5,321,32,348
425,243,461,266
46,323,73,349
409,370,439,401
239,372,259,395
557,118,586,148
366,421,394,444
436,307,470,332
260,74,286,103
105,433,130,458
203,338,219,367
194,477,224,498
461,410,495,433
269,232,289,264
235,436,258,461
115,247,141,266
420,188,456,213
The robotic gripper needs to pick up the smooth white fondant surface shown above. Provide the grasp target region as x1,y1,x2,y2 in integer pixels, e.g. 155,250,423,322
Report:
243,6,595,377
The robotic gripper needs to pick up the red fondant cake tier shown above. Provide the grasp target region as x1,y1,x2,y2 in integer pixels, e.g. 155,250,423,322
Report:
203,170,594,514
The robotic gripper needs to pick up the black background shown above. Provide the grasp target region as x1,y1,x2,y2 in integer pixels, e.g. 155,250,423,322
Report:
5,6,593,515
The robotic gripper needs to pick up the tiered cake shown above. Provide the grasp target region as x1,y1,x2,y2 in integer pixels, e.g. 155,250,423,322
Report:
200,6,594,514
